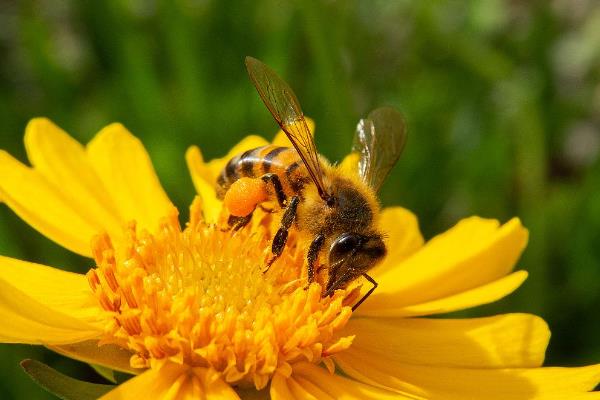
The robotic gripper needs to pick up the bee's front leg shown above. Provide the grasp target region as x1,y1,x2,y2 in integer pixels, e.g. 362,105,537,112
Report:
351,273,378,311
306,234,325,285
263,196,299,273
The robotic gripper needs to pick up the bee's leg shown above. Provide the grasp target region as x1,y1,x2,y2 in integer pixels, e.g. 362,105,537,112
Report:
306,234,325,285
261,173,287,208
227,214,253,231
351,273,378,312
263,195,299,273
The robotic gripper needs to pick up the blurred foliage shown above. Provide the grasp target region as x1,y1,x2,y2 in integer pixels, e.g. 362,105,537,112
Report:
1,0,600,398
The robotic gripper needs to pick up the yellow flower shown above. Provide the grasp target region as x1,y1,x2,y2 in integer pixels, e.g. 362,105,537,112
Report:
0,118,599,399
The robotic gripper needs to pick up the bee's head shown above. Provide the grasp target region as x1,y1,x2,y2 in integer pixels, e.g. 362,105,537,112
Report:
325,232,386,295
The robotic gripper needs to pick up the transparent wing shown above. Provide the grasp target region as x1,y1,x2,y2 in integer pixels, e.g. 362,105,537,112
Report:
353,107,407,192
245,56,329,200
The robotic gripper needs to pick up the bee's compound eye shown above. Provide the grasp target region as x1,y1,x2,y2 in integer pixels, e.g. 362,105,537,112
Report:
326,196,336,208
330,233,361,257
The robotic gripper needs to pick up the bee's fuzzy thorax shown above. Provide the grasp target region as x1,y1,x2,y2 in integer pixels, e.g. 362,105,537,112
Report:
295,161,382,241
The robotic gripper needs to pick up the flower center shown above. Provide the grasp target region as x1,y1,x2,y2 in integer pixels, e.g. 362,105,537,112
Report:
86,199,357,389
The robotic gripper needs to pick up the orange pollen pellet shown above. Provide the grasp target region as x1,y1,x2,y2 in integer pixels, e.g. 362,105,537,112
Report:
224,177,269,217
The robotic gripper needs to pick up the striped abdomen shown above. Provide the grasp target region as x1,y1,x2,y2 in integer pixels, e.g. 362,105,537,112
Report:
216,145,310,199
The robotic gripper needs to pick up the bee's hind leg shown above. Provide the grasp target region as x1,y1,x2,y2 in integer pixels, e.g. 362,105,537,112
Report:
261,173,287,208
263,196,299,273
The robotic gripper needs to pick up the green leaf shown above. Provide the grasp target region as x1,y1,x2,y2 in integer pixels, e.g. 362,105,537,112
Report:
90,364,116,384
88,364,132,385
20,359,115,400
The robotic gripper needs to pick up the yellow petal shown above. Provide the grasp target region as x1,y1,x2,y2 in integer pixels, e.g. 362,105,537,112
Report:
0,151,100,256
372,207,424,276
337,359,600,400
359,217,528,315
271,373,325,400
272,117,315,147
48,340,140,375
0,256,102,344
24,118,123,238
87,123,174,233
0,294,100,344
0,255,102,323
185,145,215,185
270,362,414,400
185,146,223,224
338,152,359,176
204,135,269,181
99,362,184,400
337,314,549,373
100,363,239,400
359,270,527,317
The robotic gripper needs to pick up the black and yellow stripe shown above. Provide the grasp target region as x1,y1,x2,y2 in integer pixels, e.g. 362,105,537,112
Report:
216,145,310,199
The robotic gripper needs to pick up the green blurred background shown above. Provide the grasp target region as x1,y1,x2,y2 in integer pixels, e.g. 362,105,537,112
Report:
1,0,599,398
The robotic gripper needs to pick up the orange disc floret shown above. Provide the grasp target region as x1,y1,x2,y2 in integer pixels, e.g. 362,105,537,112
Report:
224,177,269,217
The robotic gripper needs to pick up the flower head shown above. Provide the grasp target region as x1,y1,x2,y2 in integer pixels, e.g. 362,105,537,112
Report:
0,118,598,399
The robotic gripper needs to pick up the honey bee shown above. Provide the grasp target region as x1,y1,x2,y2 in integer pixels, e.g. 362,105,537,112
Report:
217,57,407,310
